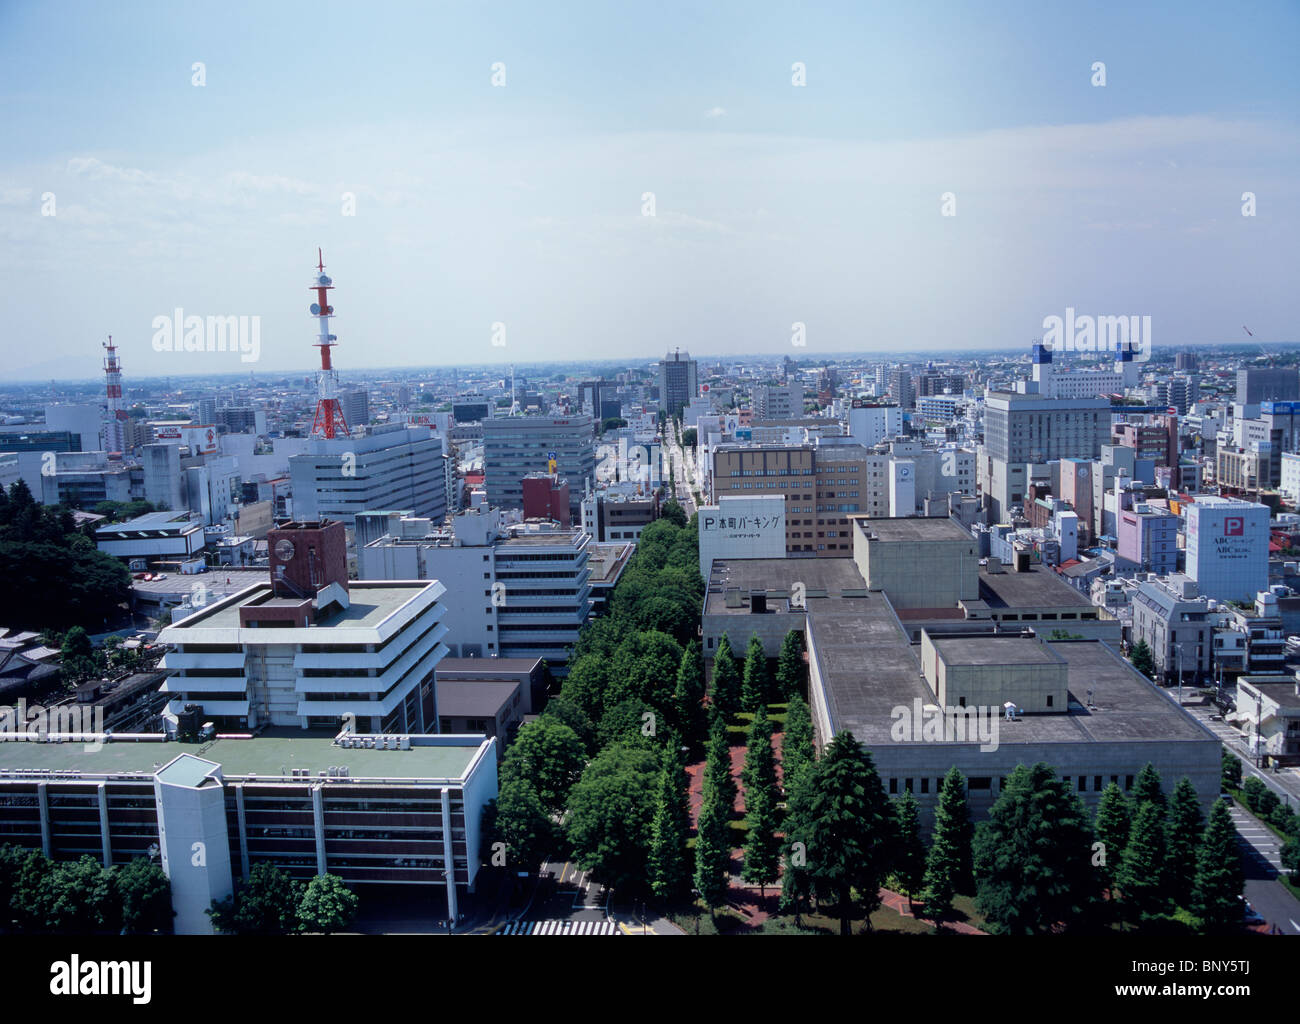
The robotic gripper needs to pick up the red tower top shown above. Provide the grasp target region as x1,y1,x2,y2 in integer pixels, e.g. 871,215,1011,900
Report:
308,250,350,439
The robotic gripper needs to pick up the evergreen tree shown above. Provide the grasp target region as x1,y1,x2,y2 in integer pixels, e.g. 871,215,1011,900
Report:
740,633,771,713
775,629,806,701
1130,638,1156,678
805,732,893,935
710,633,741,720
1193,800,1245,933
1132,763,1165,811
1093,783,1132,897
892,791,927,914
973,762,1099,935
647,744,691,900
1118,802,1171,922
740,710,781,898
694,720,736,914
1166,777,1205,907
671,640,707,747
779,762,815,921
781,693,815,788
923,766,974,920
1221,750,1243,791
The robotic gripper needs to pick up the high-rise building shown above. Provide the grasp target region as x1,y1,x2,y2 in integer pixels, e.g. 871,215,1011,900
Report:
451,393,492,423
157,518,451,732
658,349,698,417
358,508,591,674
1185,496,1269,603
481,415,594,519
289,424,447,526
980,391,1111,521
339,388,370,429
888,368,915,410
1236,367,1299,405
752,383,802,420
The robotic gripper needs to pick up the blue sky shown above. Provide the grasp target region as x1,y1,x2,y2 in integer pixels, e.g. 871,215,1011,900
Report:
1,0,1297,379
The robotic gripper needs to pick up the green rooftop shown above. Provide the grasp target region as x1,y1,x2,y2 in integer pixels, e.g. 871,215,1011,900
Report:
0,734,485,783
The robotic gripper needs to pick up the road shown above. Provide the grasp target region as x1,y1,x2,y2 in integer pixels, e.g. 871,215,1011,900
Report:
662,427,700,517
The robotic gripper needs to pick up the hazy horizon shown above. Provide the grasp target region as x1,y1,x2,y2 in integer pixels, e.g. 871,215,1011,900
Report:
3,1,1297,382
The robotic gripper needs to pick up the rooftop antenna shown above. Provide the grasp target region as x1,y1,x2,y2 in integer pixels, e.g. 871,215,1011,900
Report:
308,250,351,439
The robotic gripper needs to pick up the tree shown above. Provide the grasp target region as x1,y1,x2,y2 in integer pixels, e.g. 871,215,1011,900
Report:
740,709,781,899
805,732,893,935
1193,800,1245,932
671,640,707,748
779,759,815,921
1221,750,1243,791
710,633,741,720
494,779,557,874
208,863,304,934
1093,783,1132,897
781,693,815,787
1132,763,1165,811
499,718,587,813
539,695,596,754
775,629,806,701
39,855,120,933
660,500,687,528
647,745,691,901
565,743,660,892
60,625,98,684
973,762,1099,935
604,630,684,716
681,428,697,448
296,874,359,934
740,634,771,713
1118,802,1172,923
892,791,927,914
1282,837,1300,883
1241,776,1267,815
117,857,173,933
923,767,974,920
694,721,736,914
1130,639,1156,678
1166,777,1205,907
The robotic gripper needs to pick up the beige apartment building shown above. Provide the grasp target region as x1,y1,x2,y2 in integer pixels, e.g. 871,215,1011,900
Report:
711,443,888,555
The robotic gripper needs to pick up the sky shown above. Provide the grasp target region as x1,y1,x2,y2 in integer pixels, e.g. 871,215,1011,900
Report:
1,0,1297,381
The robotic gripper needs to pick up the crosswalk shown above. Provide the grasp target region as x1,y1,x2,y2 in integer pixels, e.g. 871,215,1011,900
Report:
498,919,619,936
1229,806,1286,873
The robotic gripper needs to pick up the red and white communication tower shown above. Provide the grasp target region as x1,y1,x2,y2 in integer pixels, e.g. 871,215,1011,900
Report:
102,335,128,454
308,249,351,439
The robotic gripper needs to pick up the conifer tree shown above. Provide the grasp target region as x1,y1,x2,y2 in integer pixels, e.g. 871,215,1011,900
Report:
710,633,741,720
1118,802,1171,922
1093,783,1132,897
775,629,806,701
741,711,781,899
1193,800,1245,933
1166,777,1205,907
740,633,771,713
1132,762,1166,810
923,766,974,919
781,694,815,788
694,718,736,913
671,640,707,747
892,790,927,914
648,744,691,900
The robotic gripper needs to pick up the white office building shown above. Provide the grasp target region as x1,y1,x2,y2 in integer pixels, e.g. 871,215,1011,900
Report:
1185,496,1270,603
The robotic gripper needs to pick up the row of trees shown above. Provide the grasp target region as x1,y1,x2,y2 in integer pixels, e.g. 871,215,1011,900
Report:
0,846,172,933
208,864,359,934
1224,751,1300,881
491,508,709,890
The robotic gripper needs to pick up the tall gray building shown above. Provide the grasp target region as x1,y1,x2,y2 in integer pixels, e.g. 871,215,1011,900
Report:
658,349,698,417
340,388,370,429
481,415,594,518
1236,367,1299,405
752,383,802,420
289,424,447,526
980,391,1111,521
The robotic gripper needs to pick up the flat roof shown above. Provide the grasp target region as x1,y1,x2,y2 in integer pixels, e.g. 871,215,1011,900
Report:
976,564,1092,609
169,581,433,631
97,511,201,535
705,557,865,616
436,679,519,717
850,516,973,543
808,593,1213,747
931,634,1062,667
0,733,484,782
437,657,541,675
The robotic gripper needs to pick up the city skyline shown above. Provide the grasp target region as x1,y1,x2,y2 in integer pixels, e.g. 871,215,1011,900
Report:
2,1,1298,379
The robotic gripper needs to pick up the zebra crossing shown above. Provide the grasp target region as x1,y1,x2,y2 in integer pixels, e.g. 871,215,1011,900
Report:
498,918,619,936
